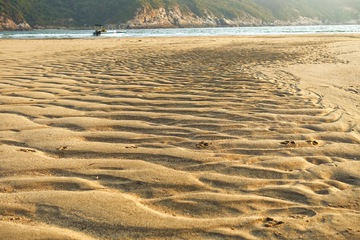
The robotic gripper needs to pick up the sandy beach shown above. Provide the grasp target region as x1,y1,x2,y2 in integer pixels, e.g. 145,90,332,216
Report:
0,35,359,239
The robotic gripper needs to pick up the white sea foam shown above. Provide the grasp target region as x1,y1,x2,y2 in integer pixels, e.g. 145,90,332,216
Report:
1,25,360,39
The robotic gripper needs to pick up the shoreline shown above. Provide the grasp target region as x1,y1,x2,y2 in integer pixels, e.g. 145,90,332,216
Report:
2,22,360,31
1,25,360,40
0,35,359,239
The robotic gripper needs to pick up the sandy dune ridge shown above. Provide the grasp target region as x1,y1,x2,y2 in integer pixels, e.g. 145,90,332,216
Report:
0,36,359,239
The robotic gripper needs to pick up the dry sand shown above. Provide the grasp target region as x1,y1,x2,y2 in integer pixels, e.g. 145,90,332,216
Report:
0,35,359,240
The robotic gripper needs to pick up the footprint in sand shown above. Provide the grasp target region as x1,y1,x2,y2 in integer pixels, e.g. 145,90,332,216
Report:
18,148,36,153
280,140,319,147
280,140,297,147
306,140,319,146
125,146,138,149
196,141,212,149
263,217,284,228
56,146,69,151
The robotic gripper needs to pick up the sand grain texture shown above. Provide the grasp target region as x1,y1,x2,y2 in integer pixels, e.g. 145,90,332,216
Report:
0,36,359,239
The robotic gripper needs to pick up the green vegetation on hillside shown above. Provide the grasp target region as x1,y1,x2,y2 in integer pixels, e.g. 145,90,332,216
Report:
1,0,359,29
254,0,360,22
1,0,140,27
0,0,27,22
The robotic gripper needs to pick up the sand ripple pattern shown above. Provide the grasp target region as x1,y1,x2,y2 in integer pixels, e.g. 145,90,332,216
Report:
0,38,359,239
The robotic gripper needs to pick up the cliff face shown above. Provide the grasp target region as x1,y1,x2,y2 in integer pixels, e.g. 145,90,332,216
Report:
125,6,327,29
0,0,31,30
124,0,360,28
126,6,263,28
0,16,31,31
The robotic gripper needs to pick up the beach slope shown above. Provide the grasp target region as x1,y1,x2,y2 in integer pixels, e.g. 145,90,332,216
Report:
0,36,359,239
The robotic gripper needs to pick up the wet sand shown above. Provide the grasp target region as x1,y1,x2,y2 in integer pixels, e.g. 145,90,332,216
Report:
0,35,359,239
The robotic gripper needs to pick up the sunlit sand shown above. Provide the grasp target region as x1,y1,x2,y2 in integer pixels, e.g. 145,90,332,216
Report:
0,35,359,239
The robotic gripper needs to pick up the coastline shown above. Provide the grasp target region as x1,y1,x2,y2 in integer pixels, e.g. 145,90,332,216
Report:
0,35,359,239
1,25,360,39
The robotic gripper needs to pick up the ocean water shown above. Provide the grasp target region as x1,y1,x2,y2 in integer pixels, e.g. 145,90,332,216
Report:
1,25,360,39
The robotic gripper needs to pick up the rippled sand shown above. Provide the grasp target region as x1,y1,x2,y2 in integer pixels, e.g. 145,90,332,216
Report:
0,36,359,239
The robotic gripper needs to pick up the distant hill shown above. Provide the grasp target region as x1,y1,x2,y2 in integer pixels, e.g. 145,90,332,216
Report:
1,0,360,30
